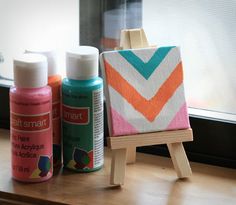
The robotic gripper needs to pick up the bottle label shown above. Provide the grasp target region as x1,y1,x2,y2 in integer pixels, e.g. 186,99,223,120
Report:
63,105,90,125
10,100,53,182
62,86,103,172
11,112,50,132
92,89,104,168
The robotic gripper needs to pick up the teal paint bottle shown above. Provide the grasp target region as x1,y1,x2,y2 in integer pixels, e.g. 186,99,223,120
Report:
62,46,104,172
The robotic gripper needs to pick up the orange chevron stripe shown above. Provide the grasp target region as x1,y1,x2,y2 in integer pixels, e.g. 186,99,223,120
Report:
104,60,183,122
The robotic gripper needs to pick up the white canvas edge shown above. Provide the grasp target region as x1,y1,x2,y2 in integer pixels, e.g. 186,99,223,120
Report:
99,52,113,137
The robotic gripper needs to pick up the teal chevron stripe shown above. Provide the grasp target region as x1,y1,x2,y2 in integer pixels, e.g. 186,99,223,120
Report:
118,46,175,79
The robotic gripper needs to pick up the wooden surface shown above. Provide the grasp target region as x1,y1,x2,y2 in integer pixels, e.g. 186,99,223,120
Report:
0,129,236,205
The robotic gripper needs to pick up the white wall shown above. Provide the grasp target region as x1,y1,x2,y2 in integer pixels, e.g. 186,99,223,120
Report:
0,0,79,78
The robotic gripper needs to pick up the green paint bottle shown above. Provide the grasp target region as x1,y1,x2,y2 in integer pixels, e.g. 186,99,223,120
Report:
62,46,103,172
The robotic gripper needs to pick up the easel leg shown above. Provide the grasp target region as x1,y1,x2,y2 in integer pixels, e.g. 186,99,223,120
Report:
167,142,192,178
110,148,127,185
126,146,136,164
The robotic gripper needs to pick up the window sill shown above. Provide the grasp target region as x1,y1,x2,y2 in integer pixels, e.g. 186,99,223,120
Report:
0,129,236,205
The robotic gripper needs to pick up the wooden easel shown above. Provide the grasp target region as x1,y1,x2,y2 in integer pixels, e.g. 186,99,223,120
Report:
108,28,193,185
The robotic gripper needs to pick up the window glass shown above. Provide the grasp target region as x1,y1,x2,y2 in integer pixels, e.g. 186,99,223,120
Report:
143,0,236,114
101,0,142,50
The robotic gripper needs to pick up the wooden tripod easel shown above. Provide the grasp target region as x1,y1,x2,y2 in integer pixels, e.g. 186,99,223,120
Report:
107,28,193,185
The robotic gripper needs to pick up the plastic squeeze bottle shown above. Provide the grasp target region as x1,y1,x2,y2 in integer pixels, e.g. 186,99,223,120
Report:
62,46,104,172
26,49,62,168
10,53,53,182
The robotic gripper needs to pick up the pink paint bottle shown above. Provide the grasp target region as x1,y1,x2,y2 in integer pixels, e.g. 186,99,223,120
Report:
10,53,53,182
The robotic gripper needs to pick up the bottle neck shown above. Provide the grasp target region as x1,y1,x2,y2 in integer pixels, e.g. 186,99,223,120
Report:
67,75,98,81
48,74,61,85
13,86,48,91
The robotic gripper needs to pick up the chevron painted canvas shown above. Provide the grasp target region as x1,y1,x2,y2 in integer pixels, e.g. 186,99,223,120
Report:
100,46,190,136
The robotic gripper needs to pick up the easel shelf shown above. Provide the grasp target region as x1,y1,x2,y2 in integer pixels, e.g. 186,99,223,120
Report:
108,128,193,149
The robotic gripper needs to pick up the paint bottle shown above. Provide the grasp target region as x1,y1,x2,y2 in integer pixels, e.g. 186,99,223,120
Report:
10,53,53,182
26,49,62,168
62,46,104,172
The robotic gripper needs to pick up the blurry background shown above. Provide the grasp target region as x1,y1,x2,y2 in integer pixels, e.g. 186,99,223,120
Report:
1,0,236,116
0,0,78,79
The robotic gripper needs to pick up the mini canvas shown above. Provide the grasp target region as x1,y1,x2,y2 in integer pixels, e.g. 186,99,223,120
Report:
100,46,190,136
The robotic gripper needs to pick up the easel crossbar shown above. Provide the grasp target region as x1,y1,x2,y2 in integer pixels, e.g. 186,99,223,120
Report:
108,128,193,149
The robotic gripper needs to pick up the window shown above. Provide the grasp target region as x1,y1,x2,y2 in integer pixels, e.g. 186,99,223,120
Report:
82,0,236,117
1,0,235,168
80,0,236,168
143,0,236,116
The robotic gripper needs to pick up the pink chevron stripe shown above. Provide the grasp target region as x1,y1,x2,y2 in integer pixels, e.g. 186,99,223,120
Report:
110,107,138,136
167,103,190,130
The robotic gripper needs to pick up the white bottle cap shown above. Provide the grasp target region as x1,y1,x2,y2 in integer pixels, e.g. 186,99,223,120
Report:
14,54,47,88
66,46,99,80
25,48,58,76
